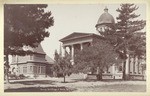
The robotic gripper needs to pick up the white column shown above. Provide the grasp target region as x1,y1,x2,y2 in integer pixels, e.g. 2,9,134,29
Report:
112,64,115,74
130,57,134,74
125,54,129,74
63,46,66,57
96,67,100,74
112,64,115,79
71,45,74,65
80,43,83,50
135,56,138,74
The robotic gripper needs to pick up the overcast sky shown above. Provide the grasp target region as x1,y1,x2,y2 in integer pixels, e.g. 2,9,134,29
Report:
41,4,146,59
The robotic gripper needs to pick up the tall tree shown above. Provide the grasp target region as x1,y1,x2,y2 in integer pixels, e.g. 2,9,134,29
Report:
115,4,146,80
52,50,61,77
52,50,72,83
74,40,121,80
4,4,54,83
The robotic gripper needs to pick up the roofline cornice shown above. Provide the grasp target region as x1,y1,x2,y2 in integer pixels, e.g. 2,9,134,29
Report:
11,60,53,65
59,33,101,42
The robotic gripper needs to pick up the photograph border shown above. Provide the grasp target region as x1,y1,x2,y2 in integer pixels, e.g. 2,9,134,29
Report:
0,0,150,96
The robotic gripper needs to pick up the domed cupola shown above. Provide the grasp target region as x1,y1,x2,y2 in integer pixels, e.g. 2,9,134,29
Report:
95,7,115,35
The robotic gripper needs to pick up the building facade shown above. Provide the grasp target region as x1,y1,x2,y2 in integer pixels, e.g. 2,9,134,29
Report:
60,7,146,80
10,44,54,78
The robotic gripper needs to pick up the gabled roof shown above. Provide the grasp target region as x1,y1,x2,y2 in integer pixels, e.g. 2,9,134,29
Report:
24,44,46,55
59,32,99,42
32,44,46,55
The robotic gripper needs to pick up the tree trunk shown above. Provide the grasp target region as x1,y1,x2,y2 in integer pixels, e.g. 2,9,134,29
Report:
5,53,10,83
127,54,131,80
63,73,66,83
122,49,127,80
106,66,109,73
122,60,126,80
96,67,103,81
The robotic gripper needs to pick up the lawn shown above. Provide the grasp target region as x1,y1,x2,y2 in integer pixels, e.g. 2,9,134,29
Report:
4,77,146,92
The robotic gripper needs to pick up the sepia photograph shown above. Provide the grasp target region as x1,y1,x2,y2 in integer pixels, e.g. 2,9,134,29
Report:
2,1,148,95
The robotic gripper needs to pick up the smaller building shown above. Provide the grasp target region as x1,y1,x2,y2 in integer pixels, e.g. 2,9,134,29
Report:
10,44,54,78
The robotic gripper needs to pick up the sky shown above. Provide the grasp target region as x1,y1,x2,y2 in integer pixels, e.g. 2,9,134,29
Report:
41,4,146,59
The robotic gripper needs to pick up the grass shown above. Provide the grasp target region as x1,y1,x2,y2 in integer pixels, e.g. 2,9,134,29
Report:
5,86,75,92
76,84,146,92
4,78,146,92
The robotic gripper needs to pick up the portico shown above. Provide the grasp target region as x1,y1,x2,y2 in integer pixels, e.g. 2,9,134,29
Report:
60,32,100,64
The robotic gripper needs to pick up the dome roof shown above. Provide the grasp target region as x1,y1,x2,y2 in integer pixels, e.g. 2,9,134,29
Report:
96,7,115,27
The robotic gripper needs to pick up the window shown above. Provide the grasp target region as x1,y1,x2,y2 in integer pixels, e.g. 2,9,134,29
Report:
41,66,45,74
33,66,37,74
38,66,40,74
30,66,33,72
23,67,27,73
41,67,43,74
30,55,33,60
118,66,122,72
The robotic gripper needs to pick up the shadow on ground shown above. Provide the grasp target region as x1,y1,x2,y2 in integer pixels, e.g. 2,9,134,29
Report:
71,79,146,82
9,80,57,85
5,86,76,92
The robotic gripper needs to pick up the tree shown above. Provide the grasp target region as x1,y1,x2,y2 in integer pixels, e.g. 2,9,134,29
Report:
115,4,146,80
52,50,60,77
4,4,54,83
74,40,120,80
129,32,146,74
52,50,72,83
